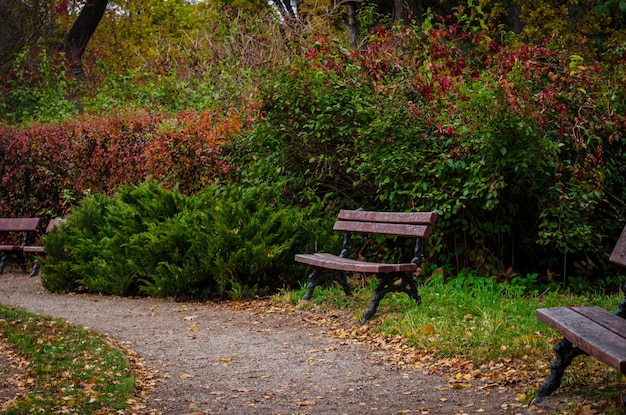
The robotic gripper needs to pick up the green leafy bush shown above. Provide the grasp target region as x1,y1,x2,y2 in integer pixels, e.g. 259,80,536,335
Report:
0,45,78,125
232,24,626,283
40,181,335,298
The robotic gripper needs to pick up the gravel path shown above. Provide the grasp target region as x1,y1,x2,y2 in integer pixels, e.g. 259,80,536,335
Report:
0,272,547,414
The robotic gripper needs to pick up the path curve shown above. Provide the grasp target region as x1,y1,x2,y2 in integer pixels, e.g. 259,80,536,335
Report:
0,273,533,415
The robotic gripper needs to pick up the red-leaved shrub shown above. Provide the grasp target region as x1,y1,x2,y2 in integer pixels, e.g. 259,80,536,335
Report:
0,109,243,218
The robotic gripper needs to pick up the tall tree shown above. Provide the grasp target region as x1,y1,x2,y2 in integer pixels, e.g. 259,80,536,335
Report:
63,0,109,76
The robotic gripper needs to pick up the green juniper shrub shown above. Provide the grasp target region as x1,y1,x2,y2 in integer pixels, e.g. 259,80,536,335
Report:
40,192,113,293
40,180,336,299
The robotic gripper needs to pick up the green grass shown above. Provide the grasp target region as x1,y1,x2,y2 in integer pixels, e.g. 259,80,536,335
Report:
281,273,620,361
0,304,136,414
275,272,626,413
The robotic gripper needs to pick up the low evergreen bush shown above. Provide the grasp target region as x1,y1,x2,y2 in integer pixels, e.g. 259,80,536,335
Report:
40,181,336,299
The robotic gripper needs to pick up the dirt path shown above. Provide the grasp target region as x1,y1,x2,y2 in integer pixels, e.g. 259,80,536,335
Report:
0,273,554,414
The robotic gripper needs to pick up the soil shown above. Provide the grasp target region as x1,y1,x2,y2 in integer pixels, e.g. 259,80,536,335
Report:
0,272,574,414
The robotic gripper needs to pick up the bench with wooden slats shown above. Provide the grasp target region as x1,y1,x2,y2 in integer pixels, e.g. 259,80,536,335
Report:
0,218,44,273
295,209,438,324
22,219,65,277
534,223,626,406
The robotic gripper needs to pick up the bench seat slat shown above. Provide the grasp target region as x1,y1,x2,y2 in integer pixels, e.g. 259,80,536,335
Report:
537,306,626,373
338,210,437,224
22,246,45,253
295,253,417,273
0,218,42,232
570,306,626,337
333,221,432,237
0,244,23,251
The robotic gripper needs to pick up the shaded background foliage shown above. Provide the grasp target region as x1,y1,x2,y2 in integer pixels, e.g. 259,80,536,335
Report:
231,26,626,284
2,0,626,295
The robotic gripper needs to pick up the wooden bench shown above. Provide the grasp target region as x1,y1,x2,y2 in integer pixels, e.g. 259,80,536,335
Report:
534,223,626,406
295,209,438,324
23,218,65,277
0,218,44,274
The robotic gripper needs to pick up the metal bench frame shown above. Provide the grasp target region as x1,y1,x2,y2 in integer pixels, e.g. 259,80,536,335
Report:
0,218,43,274
295,209,438,324
534,224,626,407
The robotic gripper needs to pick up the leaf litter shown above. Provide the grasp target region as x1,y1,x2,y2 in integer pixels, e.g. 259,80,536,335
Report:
0,273,624,414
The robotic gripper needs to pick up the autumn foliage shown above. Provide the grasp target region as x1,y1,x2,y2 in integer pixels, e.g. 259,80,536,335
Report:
242,22,626,283
0,109,243,218
2,6,626,285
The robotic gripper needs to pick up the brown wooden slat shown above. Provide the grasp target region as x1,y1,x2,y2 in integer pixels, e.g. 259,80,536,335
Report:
295,253,417,273
21,246,44,253
571,306,626,338
333,221,432,237
337,210,437,225
0,244,22,251
537,307,626,373
610,225,626,268
0,218,42,232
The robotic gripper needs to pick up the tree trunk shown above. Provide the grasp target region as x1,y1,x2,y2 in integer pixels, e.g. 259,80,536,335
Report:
511,2,523,34
348,2,358,47
63,0,109,77
393,0,406,21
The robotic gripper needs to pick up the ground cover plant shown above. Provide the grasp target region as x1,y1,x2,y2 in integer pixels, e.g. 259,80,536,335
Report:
0,304,136,414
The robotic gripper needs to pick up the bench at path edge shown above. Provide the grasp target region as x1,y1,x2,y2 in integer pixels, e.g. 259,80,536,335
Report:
0,218,43,274
294,209,439,324
22,218,65,277
534,223,626,409
0,218,63,276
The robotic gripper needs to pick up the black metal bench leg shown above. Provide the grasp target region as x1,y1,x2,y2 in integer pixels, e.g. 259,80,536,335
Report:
302,268,352,300
404,273,422,305
0,252,7,274
19,253,27,273
302,269,322,300
361,273,422,325
29,261,40,278
361,281,389,324
534,338,587,404
335,271,352,296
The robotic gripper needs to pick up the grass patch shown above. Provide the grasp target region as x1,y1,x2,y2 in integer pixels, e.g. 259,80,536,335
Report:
376,275,599,362
0,304,135,414
281,274,620,362
275,273,626,413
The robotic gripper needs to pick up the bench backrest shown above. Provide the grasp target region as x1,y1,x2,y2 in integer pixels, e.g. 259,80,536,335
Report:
0,218,42,233
45,218,65,233
333,210,438,238
610,225,626,268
